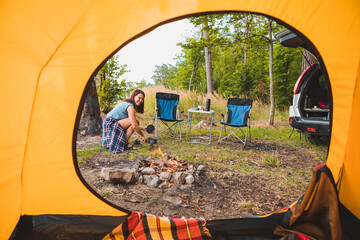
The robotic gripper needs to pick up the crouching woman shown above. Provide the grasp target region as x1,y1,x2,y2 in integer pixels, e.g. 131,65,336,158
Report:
102,89,148,153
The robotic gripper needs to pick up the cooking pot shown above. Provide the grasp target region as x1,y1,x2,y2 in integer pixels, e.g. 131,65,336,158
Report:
134,139,141,145
148,137,157,145
146,124,155,134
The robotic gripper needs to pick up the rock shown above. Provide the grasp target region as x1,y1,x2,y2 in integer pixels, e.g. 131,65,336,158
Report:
158,181,169,189
137,175,144,184
108,168,136,183
222,172,234,179
197,165,205,172
187,165,195,173
143,175,161,188
179,184,192,190
164,197,182,206
185,174,195,184
167,185,179,196
159,171,172,181
100,168,111,181
141,167,156,175
194,120,209,129
172,172,186,184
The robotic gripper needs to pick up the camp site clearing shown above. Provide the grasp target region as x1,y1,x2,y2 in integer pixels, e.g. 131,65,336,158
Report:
77,126,327,219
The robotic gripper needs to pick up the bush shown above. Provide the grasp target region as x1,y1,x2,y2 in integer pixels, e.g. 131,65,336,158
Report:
96,55,130,113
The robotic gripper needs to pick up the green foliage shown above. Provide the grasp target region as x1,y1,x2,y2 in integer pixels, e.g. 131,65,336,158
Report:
98,78,126,113
152,64,178,87
97,55,130,113
96,54,152,113
137,79,152,88
263,151,280,166
151,13,302,109
273,44,302,108
77,144,105,164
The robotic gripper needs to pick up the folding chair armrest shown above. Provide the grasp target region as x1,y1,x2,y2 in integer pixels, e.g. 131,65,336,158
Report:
179,110,184,118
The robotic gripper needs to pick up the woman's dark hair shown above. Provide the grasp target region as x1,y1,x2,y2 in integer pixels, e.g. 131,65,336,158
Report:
124,89,145,114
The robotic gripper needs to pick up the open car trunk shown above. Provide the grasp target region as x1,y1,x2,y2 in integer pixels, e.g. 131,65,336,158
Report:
299,63,330,121
275,29,331,143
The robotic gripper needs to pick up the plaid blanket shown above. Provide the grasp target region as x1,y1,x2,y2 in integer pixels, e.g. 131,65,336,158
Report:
102,118,126,153
102,212,213,240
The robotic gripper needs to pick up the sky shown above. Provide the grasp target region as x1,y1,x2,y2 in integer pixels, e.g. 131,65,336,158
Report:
116,19,196,85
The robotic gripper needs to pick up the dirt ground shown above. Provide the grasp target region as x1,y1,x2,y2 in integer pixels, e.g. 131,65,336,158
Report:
77,134,325,220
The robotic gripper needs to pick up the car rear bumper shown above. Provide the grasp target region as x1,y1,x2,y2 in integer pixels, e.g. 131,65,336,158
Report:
289,117,330,136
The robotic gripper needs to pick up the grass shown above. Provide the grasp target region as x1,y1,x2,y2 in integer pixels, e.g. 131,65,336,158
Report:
143,86,325,185
262,151,280,166
139,86,291,125
77,143,108,164
77,86,329,211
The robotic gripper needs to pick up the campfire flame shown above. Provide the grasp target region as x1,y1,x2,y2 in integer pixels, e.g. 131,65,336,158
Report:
152,147,166,158
149,148,186,173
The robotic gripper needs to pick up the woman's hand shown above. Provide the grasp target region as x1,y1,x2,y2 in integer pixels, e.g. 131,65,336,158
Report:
142,135,148,143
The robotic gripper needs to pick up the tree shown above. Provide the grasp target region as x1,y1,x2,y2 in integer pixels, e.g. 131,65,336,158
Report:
152,64,177,87
268,18,275,125
97,55,129,113
202,18,215,94
228,15,278,124
153,13,302,115
79,79,103,136
273,44,302,108
177,36,206,91
187,15,223,94
79,55,130,135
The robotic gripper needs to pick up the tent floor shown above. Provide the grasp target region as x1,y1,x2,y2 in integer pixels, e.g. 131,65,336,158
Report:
11,215,128,240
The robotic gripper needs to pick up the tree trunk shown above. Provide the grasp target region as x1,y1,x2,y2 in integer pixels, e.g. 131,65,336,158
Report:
95,73,102,89
302,49,318,72
268,19,275,126
202,20,214,95
79,79,103,136
243,14,250,64
189,55,203,91
189,67,195,91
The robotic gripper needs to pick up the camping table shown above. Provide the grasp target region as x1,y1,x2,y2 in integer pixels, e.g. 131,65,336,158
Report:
303,108,330,119
186,108,215,145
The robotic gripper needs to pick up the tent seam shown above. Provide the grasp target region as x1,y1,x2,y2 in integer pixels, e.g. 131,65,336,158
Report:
338,57,360,191
20,0,97,214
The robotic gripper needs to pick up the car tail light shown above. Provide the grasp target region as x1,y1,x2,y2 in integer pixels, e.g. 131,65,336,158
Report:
293,63,318,94
307,127,316,132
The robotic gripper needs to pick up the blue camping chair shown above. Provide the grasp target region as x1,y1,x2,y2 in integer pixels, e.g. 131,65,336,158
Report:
155,92,184,140
218,98,252,146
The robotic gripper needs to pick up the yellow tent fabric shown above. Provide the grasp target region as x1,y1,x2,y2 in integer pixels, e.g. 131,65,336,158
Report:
0,0,359,238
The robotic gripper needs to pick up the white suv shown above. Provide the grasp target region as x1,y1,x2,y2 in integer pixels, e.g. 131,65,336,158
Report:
276,29,331,145
289,62,330,144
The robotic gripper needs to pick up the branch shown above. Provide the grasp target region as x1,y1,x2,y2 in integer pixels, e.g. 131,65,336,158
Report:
246,34,270,42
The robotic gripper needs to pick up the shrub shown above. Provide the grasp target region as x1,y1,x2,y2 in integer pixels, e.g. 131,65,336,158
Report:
263,152,279,166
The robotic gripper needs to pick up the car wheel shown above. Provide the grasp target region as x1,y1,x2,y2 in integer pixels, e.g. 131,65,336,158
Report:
306,135,329,146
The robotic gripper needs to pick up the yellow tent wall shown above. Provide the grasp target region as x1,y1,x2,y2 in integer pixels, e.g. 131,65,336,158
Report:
0,0,359,239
